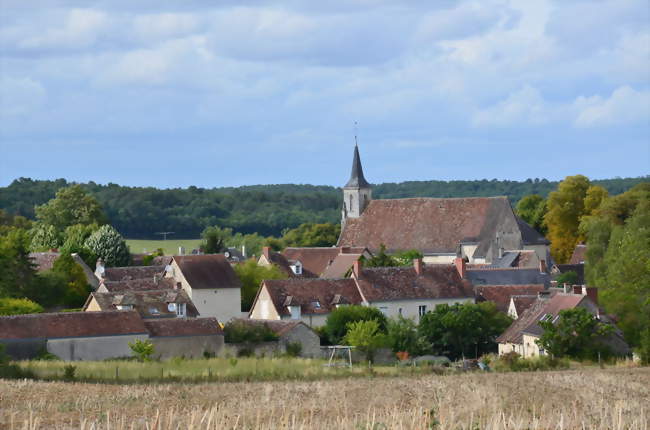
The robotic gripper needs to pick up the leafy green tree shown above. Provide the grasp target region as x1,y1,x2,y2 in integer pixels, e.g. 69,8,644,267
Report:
201,226,232,254
536,307,613,360
278,222,341,248
516,194,548,235
29,223,61,251
0,228,37,299
418,302,512,360
555,271,578,286
637,328,650,365
52,253,91,307
0,298,43,315
324,305,388,345
386,316,428,356
363,244,400,267
234,259,287,311
35,185,106,231
84,225,130,267
223,320,279,343
29,271,68,308
128,339,155,362
60,223,99,267
344,319,387,362
394,249,424,266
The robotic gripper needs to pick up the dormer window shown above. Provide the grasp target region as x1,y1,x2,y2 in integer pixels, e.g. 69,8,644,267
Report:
291,261,303,275
149,307,160,315
176,303,186,317
116,304,133,311
288,305,301,319
311,300,321,309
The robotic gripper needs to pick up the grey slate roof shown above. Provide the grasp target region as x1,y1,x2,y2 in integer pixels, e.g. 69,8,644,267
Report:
467,268,551,288
344,145,370,189
515,217,551,245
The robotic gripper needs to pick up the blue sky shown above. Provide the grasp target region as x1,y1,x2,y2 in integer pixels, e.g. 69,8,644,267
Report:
1,0,648,188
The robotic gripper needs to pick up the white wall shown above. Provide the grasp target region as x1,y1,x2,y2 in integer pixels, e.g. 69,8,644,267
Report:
422,254,456,264
249,286,280,320
369,297,475,323
47,334,148,361
281,313,328,328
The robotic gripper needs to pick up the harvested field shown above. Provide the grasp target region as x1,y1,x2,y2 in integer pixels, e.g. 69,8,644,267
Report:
1,368,649,429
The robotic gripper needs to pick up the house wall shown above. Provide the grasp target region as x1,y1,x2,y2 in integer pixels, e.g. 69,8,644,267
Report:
0,338,47,360
85,297,102,312
222,341,283,358
149,334,224,360
460,245,478,262
249,286,281,320
521,334,544,358
498,342,524,356
280,325,321,358
47,334,148,361
281,313,328,328
257,255,271,267
369,297,475,323
422,254,456,264
523,244,550,264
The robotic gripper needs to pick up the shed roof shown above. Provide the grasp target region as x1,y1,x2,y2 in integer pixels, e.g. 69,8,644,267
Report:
100,277,175,293
569,244,587,264
173,254,241,289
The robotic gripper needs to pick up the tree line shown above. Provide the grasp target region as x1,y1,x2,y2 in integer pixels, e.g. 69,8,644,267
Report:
1,176,646,239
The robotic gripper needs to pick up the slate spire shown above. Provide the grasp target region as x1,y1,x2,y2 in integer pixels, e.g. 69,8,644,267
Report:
344,144,370,188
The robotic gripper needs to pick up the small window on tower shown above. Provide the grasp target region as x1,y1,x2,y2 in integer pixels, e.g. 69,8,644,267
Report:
349,195,353,211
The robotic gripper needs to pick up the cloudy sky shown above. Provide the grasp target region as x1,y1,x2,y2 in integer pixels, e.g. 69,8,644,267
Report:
1,0,648,188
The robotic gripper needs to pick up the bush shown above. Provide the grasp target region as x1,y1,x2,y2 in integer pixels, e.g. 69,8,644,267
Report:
128,339,155,362
343,319,387,362
285,342,302,358
387,316,429,355
489,352,569,372
224,320,279,344
0,297,43,315
636,327,650,365
324,305,388,345
63,364,76,381
0,344,35,379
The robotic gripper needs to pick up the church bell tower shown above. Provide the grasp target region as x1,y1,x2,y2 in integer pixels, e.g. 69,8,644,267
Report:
342,144,372,223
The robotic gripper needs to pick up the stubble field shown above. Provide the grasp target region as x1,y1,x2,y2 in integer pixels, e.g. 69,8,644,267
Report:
1,367,649,429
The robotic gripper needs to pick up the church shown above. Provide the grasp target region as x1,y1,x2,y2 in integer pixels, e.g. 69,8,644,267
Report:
337,146,551,266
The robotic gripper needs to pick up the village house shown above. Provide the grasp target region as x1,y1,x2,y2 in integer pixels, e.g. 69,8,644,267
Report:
336,145,551,266
83,288,199,318
164,254,242,322
496,287,630,358
258,246,371,278
95,259,166,282
249,278,362,327
229,319,321,358
352,258,475,322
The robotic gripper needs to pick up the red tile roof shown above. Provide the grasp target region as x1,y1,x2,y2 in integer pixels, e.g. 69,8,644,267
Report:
231,318,309,337
282,247,344,276
173,254,241,289
87,289,199,318
569,244,587,264
29,252,60,272
474,285,546,313
0,311,147,339
100,277,175,292
260,278,362,316
511,295,539,317
144,318,223,337
356,265,474,302
103,265,166,281
320,253,362,279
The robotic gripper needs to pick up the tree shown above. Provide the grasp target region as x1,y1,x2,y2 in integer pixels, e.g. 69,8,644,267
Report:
278,223,341,248
555,271,578,286
343,319,387,362
29,223,61,251
201,226,232,254
52,253,91,307
128,339,155,362
363,244,400,267
34,185,106,231
0,298,43,315
394,249,424,267
234,259,287,311
418,302,512,360
0,228,37,299
516,194,548,235
386,316,428,356
536,307,613,360
60,223,99,267
324,305,388,345
84,225,130,267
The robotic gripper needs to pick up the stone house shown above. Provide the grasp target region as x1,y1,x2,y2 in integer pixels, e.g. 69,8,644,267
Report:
164,254,242,322
249,278,362,327
95,259,166,282
229,319,321,358
337,145,551,265
83,288,200,318
258,245,370,279
351,259,475,322
497,288,630,358
144,318,224,359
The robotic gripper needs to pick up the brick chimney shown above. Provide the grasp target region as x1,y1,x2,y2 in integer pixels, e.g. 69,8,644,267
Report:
539,259,547,273
352,259,362,278
582,286,598,305
454,257,466,279
573,285,582,295
262,246,271,261
414,258,423,275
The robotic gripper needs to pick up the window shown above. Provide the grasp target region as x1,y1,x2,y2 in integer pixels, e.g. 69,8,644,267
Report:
149,307,160,315
176,303,186,317
349,195,353,211
289,305,301,319
116,304,132,311
291,262,302,275
418,305,427,317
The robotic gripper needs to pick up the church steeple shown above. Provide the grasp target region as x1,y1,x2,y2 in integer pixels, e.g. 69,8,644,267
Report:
342,144,372,222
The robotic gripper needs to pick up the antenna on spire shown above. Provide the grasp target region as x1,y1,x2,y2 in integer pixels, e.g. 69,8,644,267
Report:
354,121,358,146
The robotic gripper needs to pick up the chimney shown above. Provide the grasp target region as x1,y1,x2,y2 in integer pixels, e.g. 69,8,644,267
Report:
563,283,571,294
583,286,598,305
95,258,105,278
498,247,504,259
454,257,466,278
539,259,547,273
241,245,246,258
176,282,182,291
414,258,423,275
352,259,362,278
573,285,582,295
178,246,185,256
262,246,271,260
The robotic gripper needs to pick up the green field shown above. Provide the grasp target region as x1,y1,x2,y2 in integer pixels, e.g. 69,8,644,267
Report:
126,239,202,255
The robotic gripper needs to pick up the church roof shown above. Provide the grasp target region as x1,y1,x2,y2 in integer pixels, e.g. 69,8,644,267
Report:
344,145,370,189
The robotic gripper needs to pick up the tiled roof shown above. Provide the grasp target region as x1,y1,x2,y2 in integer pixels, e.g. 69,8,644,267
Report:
144,318,223,337
511,295,539,317
173,254,241,289
356,265,474,302
320,253,362,279
0,311,147,339
474,285,546,313
100,277,175,292
231,318,308,337
87,289,199,318
569,244,587,264
29,252,60,272
267,251,313,278
467,267,550,287
103,265,166,281
261,278,362,316
515,217,551,245
282,247,343,276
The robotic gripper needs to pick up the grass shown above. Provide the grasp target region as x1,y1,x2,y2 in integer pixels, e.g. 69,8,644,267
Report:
125,239,202,256
1,367,648,429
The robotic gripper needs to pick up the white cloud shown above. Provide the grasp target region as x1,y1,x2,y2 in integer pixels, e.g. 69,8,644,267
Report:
0,77,46,116
472,86,551,127
132,13,200,42
574,86,650,127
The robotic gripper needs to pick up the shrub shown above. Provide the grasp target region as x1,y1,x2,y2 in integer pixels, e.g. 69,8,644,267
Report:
223,320,279,344
285,342,302,358
324,305,388,345
343,319,387,362
0,297,43,315
63,364,76,381
490,352,569,372
128,339,155,362
636,327,650,365
387,316,429,355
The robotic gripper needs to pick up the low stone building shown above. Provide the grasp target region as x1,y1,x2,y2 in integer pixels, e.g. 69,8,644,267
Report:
228,319,321,358
144,318,224,359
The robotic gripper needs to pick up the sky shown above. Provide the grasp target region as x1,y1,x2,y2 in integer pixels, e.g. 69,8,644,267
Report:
0,0,648,188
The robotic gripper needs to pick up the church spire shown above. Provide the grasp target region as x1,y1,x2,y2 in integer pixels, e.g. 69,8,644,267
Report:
344,144,370,189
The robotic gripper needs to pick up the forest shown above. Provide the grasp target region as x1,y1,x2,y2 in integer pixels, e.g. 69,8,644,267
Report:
0,176,646,239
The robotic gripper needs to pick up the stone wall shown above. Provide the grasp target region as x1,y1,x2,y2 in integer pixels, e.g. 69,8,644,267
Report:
0,338,46,360
150,335,224,360
47,334,149,361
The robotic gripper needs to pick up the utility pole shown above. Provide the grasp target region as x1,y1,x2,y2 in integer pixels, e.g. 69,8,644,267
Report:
155,232,175,240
